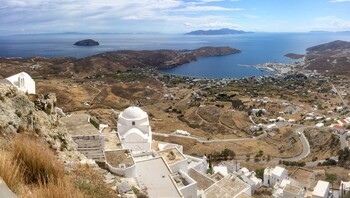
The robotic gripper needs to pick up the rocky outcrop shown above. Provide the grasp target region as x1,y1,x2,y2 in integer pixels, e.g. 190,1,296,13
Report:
74,39,99,46
0,83,83,161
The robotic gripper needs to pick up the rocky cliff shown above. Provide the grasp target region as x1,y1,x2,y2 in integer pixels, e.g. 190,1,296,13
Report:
0,84,81,161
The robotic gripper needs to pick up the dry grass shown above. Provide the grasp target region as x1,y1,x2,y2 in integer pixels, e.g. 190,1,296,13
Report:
0,150,23,193
28,177,84,198
12,135,64,184
71,165,117,198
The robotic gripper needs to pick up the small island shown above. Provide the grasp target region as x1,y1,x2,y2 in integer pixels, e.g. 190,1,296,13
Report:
284,53,304,59
74,39,99,46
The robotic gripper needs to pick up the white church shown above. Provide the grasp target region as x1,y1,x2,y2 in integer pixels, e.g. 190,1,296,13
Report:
102,106,254,198
117,106,152,153
0,72,36,94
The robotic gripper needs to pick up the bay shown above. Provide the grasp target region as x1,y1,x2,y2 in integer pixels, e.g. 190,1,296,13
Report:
1,32,350,78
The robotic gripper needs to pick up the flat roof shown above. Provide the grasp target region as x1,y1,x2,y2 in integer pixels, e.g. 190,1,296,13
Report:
284,184,302,195
105,149,134,168
61,114,99,136
158,147,185,165
172,173,190,189
136,157,182,198
189,168,216,191
211,172,225,182
272,166,286,177
205,175,250,198
236,193,252,198
313,180,329,197
290,168,315,186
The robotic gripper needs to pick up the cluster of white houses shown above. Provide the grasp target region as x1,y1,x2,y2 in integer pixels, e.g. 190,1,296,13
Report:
2,72,350,198
106,106,252,198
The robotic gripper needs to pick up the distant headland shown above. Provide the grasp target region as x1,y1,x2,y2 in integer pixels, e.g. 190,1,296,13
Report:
185,28,253,35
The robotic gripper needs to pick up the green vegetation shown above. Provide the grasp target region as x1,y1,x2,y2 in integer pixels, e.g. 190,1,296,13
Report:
280,160,306,167
255,168,265,180
209,148,236,161
317,159,337,166
89,118,100,129
325,173,337,184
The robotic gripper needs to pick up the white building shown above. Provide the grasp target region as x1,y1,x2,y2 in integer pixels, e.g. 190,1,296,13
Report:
312,180,330,198
340,181,350,198
213,165,228,176
263,166,288,187
273,179,305,198
117,106,152,153
238,167,262,190
0,72,35,94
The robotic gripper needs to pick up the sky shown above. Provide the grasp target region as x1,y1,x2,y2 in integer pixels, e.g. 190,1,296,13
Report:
0,0,350,35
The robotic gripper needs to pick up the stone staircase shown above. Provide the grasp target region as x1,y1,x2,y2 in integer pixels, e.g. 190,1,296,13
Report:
73,136,105,160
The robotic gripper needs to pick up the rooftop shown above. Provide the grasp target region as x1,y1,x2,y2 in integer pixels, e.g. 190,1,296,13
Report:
272,166,286,177
158,147,185,165
136,157,182,198
61,114,99,136
284,184,302,195
104,149,134,168
211,172,225,182
189,168,216,190
171,172,192,189
236,193,252,198
120,106,148,120
313,180,329,197
205,175,250,198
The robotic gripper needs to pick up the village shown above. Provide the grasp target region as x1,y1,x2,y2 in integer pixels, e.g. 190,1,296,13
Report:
1,66,350,198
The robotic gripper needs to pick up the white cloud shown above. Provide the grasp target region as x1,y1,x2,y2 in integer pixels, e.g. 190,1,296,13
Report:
184,21,241,29
313,16,350,31
174,6,243,11
0,0,246,34
329,0,350,2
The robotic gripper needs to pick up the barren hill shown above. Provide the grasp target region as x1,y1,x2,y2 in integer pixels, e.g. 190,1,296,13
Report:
304,40,350,75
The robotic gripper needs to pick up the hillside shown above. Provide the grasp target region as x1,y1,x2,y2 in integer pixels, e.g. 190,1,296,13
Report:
304,40,350,75
0,83,79,158
0,46,240,79
185,28,252,35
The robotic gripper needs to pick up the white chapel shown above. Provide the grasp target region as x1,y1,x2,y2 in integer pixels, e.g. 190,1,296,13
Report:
0,72,36,94
117,106,152,153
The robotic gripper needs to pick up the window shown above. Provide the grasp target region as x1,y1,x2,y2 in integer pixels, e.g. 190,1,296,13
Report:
132,121,135,125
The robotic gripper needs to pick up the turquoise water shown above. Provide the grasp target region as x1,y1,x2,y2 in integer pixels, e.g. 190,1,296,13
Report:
1,32,350,78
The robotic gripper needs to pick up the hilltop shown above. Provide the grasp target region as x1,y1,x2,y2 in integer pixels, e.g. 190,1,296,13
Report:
304,40,350,75
185,28,252,35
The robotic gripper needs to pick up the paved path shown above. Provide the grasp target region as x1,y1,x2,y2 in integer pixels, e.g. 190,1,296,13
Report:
153,125,311,162
281,126,311,162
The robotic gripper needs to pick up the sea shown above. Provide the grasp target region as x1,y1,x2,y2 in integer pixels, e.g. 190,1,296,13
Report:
1,32,350,78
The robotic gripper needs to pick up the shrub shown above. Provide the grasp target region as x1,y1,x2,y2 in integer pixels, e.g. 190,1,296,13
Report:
12,136,64,184
72,165,117,198
0,151,23,193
